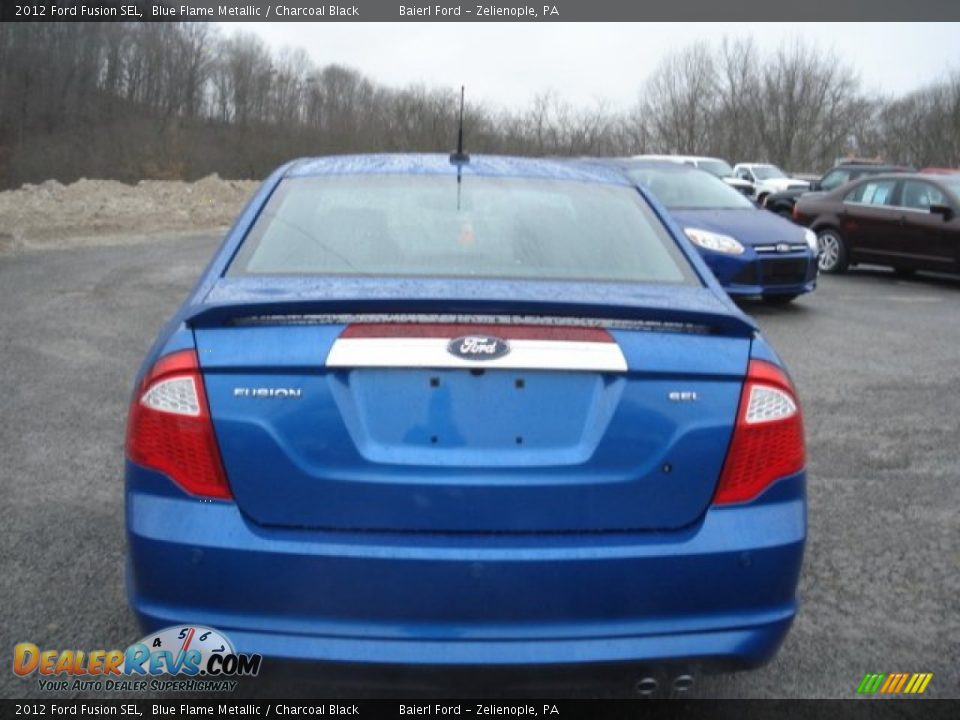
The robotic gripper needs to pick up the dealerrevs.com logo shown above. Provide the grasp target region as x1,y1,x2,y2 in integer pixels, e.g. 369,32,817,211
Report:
13,625,262,693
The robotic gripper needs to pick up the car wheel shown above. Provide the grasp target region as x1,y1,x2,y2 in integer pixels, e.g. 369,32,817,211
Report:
762,294,798,305
893,267,916,278
816,228,848,273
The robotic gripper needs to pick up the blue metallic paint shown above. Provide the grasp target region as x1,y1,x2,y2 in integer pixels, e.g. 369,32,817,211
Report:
126,154,806,672
191,276,756,334
127,461,804,667
192,324,750,532
669,209,818,297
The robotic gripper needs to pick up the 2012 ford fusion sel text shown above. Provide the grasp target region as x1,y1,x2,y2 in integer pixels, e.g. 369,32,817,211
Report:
125,154,806,676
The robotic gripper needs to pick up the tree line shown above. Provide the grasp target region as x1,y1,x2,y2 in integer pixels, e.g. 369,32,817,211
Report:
1,23,958,190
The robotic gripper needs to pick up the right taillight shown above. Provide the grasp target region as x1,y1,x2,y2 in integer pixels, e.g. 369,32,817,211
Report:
713,359,805,505
125,349,231,499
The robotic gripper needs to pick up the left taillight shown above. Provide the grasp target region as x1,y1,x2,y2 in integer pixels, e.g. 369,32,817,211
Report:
125,349,231,499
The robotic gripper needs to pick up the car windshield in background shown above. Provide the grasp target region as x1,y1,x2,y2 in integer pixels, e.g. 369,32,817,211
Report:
820,170,852,191
229,174,698,285
625,167,756,210
753,165,787,180
698,159,736,178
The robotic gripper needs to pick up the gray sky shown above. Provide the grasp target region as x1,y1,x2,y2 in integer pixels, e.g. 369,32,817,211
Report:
221,22,960,110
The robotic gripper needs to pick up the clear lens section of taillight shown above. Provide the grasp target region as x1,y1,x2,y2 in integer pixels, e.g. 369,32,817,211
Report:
744,384,797,424
140,376,200,416
125,350,231,499
713,360,805,505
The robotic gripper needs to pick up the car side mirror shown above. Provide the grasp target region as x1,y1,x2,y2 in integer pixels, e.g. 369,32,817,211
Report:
809,181,821,191
929,204,954,221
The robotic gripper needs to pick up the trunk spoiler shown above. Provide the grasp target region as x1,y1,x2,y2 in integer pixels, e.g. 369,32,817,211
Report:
184,278,758,338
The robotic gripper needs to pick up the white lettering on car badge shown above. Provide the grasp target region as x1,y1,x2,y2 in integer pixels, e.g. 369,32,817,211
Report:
668,391,698,402
447,335,511,361
233,388,303,398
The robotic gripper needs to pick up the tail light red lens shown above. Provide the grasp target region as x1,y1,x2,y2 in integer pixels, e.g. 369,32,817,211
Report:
125,349,231,499
714,359,805,505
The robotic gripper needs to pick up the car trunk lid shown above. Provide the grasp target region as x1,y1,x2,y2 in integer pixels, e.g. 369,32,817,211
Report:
191,280,752,532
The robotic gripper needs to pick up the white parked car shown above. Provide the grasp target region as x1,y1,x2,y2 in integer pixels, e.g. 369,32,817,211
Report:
634,155,755,197
733,163,809,204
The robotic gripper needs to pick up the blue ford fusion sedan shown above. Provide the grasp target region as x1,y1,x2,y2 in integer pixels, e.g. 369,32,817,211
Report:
125,155,806,684
601,160,819,304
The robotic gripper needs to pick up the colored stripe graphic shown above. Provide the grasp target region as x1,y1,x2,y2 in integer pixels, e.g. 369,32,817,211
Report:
879,674,898,693
857,674,885,694
858,672,932,695
906,673,933,694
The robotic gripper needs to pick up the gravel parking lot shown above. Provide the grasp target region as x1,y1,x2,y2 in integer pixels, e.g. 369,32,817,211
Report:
1,233,957,699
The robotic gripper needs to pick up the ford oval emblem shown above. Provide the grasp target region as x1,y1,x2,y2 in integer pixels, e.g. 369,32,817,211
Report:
447,335,510,361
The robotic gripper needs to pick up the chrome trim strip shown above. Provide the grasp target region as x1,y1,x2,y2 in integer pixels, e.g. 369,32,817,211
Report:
754,244,809,253
326,338,629,372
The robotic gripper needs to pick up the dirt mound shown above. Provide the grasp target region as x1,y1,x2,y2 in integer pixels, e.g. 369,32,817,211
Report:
0,175,261,252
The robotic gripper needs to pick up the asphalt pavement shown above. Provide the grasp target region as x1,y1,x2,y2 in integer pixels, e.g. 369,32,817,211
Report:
0,233,957,699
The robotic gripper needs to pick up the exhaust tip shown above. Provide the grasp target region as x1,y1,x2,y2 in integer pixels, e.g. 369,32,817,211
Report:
635,677,659,696
672,673,695,693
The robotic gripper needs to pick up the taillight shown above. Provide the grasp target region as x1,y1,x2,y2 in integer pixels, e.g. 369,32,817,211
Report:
125,349,231,499
791,204,800,221
714,359,805,505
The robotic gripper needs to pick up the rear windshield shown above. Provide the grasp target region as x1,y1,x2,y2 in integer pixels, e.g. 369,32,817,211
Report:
625,167,756,210
228,174,698,285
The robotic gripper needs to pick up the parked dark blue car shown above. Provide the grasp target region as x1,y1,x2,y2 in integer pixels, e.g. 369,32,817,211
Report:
125,155,806,687
605,160,819,304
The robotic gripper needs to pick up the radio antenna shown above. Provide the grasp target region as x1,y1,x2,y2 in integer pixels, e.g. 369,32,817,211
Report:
449,86,469,165
449,85,469,210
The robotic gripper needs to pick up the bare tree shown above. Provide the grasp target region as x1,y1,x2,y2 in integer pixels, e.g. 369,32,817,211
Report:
751,40,862,170
3,23,960,190
713,37,760,162
640,43,717,155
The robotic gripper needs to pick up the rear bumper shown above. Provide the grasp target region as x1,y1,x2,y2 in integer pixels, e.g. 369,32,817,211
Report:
126,462,805,670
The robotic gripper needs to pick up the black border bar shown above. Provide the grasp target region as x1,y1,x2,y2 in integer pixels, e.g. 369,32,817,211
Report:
2,700,960,719
3,0,960,22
